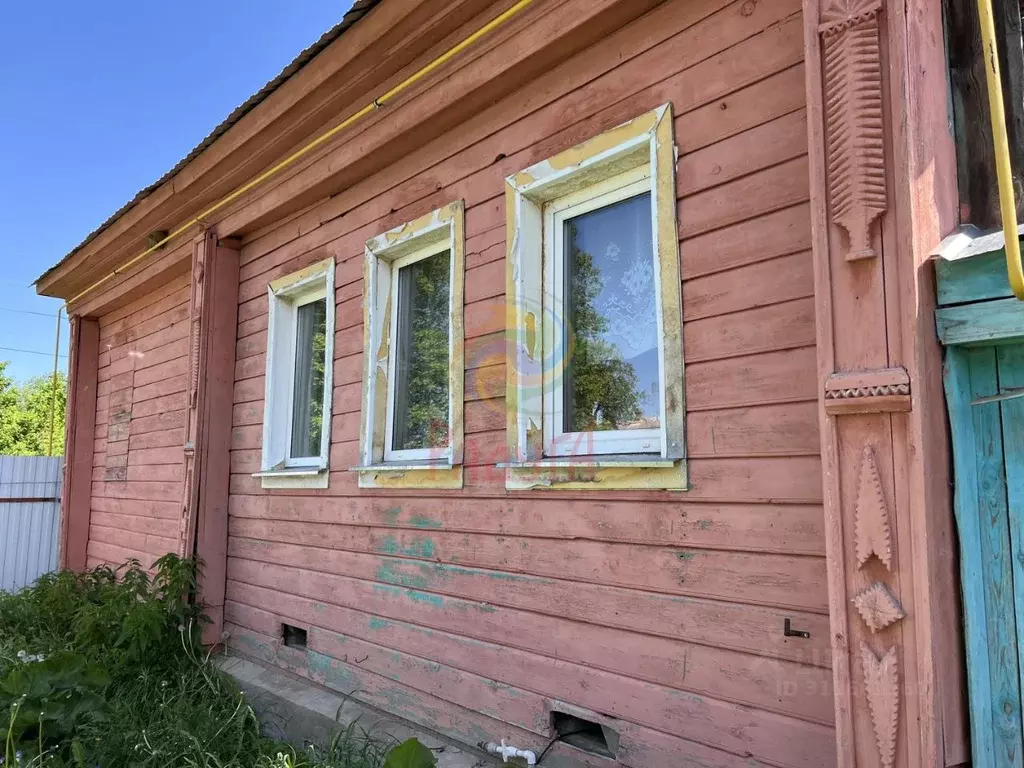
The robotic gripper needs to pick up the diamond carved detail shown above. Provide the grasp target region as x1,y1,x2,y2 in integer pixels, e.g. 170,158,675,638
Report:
853,581,905,633
855,446,893,570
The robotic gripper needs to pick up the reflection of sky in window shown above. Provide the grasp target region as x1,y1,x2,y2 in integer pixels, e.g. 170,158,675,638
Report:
567,193,660,420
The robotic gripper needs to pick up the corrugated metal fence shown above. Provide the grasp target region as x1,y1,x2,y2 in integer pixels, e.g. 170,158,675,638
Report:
0,456,62,592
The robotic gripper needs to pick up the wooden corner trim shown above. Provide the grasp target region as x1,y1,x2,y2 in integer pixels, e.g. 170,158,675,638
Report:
824,367,911,413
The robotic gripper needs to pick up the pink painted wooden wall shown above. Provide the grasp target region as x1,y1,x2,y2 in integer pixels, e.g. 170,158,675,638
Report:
80,0,834,764
221,1,833,766
88,275,189,566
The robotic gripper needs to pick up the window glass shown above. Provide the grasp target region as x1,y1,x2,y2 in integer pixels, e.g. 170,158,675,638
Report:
289,298,327,458
392,250,450,451
563,192,659,433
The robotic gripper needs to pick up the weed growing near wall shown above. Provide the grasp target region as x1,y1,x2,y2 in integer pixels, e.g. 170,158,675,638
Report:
0,556,434,768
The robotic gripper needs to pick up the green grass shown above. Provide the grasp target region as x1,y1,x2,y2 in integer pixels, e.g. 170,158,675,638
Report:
0,556,433,768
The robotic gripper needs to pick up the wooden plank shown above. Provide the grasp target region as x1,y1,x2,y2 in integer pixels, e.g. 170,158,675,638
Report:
996,343,1024,758
226,547,830,669
129,410,185,436
128,429,185,452
90,496,179,519
683,251,814,320
681,203,811,279
225,583,836,736
683,296,816,363
935,251,1013,307
944,346,1022,766
677,155,809,239
686,346,819,410
61,318,100,571
677,109,807,197
229,493,825,555
936,297,1024,345
229,517,826,611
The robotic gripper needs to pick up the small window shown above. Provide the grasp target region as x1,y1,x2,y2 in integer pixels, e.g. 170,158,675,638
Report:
505,105,686,490
356,202,465,489
258,258,335,489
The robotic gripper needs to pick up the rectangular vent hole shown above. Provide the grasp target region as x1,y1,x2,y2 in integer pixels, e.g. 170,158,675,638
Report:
282,623,308,649
551,711,617,759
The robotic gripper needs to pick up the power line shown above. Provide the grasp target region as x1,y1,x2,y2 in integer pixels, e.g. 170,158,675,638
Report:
0,346,67,358
0,307,62,318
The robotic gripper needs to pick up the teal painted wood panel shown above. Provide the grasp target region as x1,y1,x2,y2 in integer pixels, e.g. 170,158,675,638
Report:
998,344,1024,725
944,345,1024,766
937,298,1024,346
937,251,1012,307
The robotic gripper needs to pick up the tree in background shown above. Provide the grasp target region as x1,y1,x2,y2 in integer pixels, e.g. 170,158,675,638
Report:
0,361,67,456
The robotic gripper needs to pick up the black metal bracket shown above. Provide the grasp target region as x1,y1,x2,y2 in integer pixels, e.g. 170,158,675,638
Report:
783,618,810,638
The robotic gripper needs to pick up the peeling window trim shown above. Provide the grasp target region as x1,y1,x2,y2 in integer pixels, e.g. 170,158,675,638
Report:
503,104,687,491
356,201,465,490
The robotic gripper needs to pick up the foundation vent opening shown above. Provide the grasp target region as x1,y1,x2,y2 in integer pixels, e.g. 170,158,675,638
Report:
282,623,308,649
551,711,617,759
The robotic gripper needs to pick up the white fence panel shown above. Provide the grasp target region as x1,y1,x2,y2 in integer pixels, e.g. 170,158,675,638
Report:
0,456,62,592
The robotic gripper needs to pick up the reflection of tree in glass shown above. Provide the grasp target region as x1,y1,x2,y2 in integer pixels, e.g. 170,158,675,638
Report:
566,223,643,432
308,316,326,450
395,252,449,450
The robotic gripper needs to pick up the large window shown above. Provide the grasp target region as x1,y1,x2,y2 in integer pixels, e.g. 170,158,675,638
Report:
258,258,335,489
356,202,465,489
505,105,686,490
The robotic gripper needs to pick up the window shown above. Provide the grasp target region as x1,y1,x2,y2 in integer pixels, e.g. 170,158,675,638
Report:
356,202,465,489
257,258,335,489
504,104,686,490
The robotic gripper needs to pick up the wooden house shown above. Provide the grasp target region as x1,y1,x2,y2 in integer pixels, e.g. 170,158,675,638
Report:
35,0,971,764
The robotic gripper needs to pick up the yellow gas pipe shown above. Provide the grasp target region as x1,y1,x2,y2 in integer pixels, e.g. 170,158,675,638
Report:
976,0,1024,299
64,0,536,309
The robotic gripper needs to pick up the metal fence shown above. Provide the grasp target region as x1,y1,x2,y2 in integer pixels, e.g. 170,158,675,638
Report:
0,456,62,592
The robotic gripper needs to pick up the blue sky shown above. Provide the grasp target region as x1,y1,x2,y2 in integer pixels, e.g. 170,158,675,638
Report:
0,1,351,381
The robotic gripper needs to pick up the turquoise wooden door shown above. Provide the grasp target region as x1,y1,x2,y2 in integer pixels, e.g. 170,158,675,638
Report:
945,343,1024,766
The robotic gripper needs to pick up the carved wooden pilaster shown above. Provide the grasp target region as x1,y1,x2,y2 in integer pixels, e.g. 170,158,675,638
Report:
177,232,239,643
804,0,965,762
179,232,212,557
821,0,887,260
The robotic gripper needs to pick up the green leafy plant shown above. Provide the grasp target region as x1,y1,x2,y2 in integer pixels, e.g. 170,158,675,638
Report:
0,652,108,762
382,739,437,768
0,556,438,767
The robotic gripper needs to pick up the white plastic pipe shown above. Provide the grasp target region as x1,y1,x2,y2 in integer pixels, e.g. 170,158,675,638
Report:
483,739,538,765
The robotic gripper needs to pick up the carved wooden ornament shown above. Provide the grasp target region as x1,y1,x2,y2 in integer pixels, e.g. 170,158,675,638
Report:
853,581,906,632
855,446,893,570
820,0,887,260
861,643,899,768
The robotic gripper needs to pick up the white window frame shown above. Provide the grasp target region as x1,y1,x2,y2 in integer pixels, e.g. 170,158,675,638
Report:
355,201,465,490
543,167,663,457
503,103,687,491
256,258,335,489
383,238,454,463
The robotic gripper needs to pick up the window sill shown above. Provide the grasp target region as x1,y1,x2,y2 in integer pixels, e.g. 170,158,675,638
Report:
353,461,463,490
503,455,687,491
253,466,329,490
498,454,676,469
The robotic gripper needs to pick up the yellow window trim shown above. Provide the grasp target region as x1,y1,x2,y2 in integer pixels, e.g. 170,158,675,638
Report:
503,104,687,491
356,201,465,489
